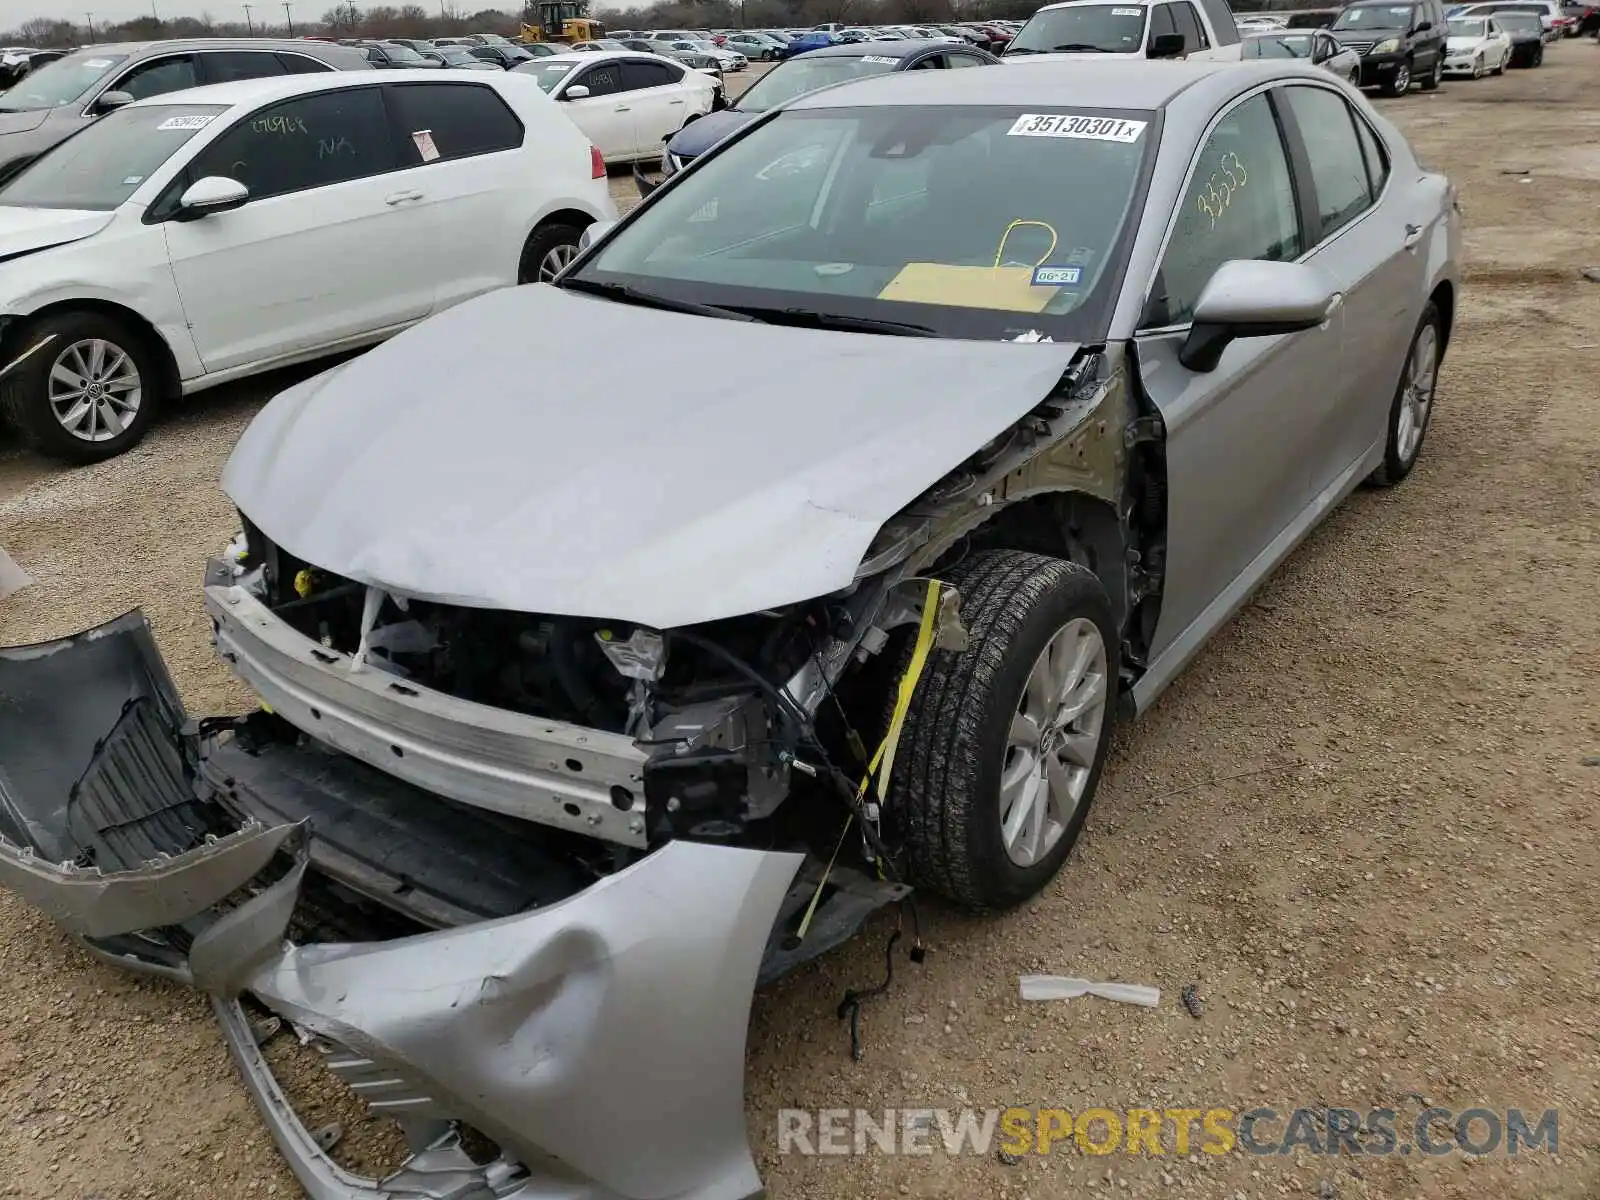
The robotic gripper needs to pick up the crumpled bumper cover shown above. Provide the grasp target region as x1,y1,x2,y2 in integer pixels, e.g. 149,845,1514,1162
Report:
0,612,805,1200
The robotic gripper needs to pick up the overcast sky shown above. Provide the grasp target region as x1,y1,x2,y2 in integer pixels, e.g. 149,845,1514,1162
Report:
0,0,297,29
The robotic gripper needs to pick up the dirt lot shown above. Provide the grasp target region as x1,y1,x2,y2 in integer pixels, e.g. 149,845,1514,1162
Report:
2,47,1598,1200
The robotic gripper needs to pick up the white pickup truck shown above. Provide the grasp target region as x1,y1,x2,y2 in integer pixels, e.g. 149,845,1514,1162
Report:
1001,0,1244,61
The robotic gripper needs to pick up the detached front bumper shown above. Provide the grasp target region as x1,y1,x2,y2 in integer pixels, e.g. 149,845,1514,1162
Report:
0,612,807,1200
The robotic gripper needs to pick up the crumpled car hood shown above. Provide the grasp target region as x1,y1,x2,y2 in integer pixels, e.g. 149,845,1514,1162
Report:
223,283,1077,628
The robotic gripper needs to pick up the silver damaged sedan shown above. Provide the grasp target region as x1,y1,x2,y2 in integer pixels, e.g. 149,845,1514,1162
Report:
0,59,1459,1200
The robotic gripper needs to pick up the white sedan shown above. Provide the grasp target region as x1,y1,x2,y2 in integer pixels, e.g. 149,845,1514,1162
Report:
1442,14,1514,74
514,51,719,163
0,70,615,463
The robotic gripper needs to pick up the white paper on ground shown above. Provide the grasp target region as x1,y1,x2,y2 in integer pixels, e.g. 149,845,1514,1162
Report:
1019,975,1161,1007
0,547,31,599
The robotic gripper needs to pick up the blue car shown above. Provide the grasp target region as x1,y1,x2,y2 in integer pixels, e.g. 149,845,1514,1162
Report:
777,30,839,57
636,39,999,197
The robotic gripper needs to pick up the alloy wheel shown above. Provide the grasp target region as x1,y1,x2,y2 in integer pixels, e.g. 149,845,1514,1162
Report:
48,338,142,443
537,242,578,282
999,617,1109,868
1395,322,1438,464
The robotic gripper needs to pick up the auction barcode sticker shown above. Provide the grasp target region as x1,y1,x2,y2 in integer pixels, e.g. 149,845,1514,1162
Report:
860,54,899,63
1007,113,1147,142
157,114,215,131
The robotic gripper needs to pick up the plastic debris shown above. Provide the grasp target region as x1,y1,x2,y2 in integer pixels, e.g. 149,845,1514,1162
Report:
1019,975,1161,1007
1582,268,1600,284
0,548,30,600
311,1122,344,1152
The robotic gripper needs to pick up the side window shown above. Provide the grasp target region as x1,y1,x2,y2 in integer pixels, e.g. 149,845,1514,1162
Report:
189,87,396,201
1282,85,1373,241
1149,4,1180,40
620,60,677,90
1352,111,1390,194
572,63,623,97
1147,93,1301,327
910,53,947,68
1173,3,1211,49
366,47,388,64
277,53,336,74
112,55,199,101
946,52,986,66
202,51,288,84
388,83,523,162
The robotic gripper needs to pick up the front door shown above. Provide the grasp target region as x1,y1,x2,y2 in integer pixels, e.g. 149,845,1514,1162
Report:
1135,90,1343,662
561,61,637,161
164,85,437,373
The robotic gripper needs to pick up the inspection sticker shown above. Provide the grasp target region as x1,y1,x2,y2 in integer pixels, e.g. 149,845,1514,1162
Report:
859,54,899,63
157,114,215,131
1031,264,1082,286
1008,113,1147,142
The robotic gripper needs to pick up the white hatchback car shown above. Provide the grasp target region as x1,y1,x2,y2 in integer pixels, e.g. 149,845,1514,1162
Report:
0,70,616,462
513,51,720,164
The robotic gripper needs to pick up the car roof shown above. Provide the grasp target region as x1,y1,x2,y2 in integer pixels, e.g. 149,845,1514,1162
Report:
122,67,500,110
801,38,950,58
530,49,663,64
786,57,1257,111
70,37,358,54
1034,0,1154,11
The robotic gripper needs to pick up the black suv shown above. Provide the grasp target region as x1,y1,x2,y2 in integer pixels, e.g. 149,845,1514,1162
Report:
0,39,371,182
1329,0,1449,93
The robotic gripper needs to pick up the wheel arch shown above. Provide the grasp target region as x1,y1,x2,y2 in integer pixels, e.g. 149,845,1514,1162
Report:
2,299,180,399
1429,278,1456,349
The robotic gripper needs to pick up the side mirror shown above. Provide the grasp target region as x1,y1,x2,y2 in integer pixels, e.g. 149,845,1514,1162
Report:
92,89,134,115
175,176,250,221
579,218,618,250
1148,32,1187,57
1414,19,1433,30
1179,259,1340,372
564,83,591,99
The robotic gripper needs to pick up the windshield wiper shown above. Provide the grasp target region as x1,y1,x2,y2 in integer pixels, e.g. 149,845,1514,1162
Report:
558,277,758,322
754,308,938,337
1051,42,1111,50
1002,45,1042,53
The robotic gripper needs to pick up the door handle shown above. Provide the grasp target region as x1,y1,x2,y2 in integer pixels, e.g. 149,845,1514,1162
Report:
1403,222,1424,250
668,97,685,104
386,190,423,206
614,104,630,112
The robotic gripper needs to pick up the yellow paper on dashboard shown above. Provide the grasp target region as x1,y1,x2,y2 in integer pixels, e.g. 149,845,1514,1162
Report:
876,264,1060,313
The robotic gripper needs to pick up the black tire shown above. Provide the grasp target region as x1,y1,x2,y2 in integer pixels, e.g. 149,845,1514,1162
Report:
1532,45,1544,65
885,549,1120,912
1418,56,1442,89
517,221,585,285
1368,301,1443,487
1383,59,1413,95
0,311,161,464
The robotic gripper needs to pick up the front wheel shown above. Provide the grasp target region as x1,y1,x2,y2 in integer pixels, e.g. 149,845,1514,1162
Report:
0,311,161,464
1471,53,1483,78
1384,60,1413,95
517,221,584,285
1368,302,1443,487
887,550,1119,912
1418,56,1442,90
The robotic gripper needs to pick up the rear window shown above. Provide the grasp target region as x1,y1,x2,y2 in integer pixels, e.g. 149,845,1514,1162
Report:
387,82,523,161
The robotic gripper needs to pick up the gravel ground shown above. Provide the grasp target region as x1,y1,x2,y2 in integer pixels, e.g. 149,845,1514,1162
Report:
2,48,1598,1200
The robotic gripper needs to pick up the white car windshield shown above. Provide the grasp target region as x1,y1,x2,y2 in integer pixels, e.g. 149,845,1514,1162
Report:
573,105,1155,341
0,51,128,111
1447,18,1489,32
1005,6,1149,54
1332,5,1416,26
516,60,580,92
737,55,903,113
0,103,226,210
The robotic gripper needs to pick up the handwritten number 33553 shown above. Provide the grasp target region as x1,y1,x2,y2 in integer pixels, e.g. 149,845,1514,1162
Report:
1196,151,1249,228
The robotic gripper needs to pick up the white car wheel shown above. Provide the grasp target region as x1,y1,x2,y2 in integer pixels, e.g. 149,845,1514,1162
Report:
1472,52,1483,77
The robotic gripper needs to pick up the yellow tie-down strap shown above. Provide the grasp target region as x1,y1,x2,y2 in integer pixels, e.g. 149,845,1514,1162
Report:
797,579,943,940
